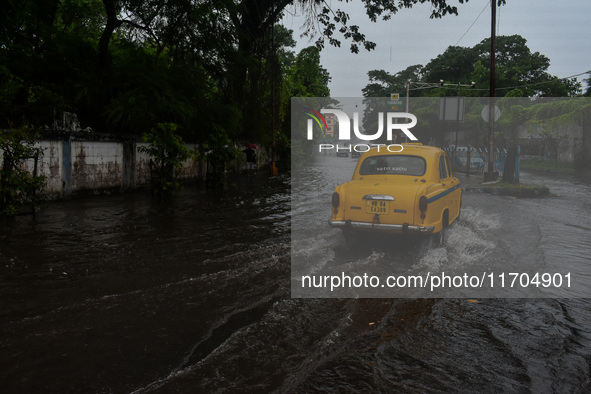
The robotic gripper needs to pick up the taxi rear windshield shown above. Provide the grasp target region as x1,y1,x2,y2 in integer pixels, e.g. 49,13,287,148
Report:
359,155,426,176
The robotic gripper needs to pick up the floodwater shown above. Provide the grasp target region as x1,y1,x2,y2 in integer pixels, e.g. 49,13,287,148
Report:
1,162,591,393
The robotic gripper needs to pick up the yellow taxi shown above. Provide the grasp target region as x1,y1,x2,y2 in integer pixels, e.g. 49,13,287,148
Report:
329,143,461,246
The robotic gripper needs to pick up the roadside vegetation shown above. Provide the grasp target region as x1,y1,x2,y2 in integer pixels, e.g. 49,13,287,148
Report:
480,180,550,198
138,123,191,193
520,160,576,174
0,129,46,215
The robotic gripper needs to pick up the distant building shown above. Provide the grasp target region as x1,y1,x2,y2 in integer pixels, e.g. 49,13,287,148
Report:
325,113,335,137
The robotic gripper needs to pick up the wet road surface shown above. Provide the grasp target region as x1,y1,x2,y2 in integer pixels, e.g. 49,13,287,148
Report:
1,167,591,393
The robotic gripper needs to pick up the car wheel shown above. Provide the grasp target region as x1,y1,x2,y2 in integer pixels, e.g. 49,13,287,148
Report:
436,212,449,246
343,229,362,250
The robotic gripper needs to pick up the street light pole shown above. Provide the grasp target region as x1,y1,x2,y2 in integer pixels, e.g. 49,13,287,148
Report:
405,80,475,113
406,79,410,113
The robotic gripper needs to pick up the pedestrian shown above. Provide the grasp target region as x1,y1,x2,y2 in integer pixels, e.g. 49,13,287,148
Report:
242,144,257,176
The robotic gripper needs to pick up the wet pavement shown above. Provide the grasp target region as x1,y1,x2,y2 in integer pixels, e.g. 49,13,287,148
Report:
1,167,591,393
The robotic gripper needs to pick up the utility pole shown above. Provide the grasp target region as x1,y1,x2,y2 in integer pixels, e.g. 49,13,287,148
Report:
485,0,497,180
270,19,278,176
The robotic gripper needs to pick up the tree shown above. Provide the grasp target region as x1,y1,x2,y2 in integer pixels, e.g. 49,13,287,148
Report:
362,65,424,97
367,35,582,100
289,47,331,97
0,0,104,128
299,0,467,53
424,45,476,88
471,35,580,97
208,0,469,137
1,0,469,138
584,73,591,97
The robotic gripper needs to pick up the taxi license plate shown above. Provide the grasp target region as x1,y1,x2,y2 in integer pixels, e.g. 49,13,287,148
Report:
366,200,390,214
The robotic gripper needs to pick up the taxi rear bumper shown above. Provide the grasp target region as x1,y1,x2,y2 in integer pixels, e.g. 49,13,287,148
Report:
329,220,434,234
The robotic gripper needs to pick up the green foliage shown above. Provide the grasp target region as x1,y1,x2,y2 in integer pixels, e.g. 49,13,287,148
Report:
308,0,467,52
584,73,591,97
196,126,240,185
138,123,191,193
425,45,477,88
0,66,25,127
0,129,46,215
363,66,424,97
520,159,575,174
1,0,466,149
289,47,331,98
367,35,582,99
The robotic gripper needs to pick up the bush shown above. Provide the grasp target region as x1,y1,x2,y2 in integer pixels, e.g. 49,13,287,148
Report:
138,123,191,193
0,129,46,215
196,126,240,187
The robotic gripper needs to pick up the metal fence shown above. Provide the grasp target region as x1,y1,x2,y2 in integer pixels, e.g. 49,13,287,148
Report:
443,146,509,176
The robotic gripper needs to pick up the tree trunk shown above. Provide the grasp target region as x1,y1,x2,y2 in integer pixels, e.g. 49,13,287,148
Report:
98,0,123,70
502,146,518,184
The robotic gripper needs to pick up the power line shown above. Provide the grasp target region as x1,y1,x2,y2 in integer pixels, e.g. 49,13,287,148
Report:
491,71,590,92
455,1,490,46
408,71,591,93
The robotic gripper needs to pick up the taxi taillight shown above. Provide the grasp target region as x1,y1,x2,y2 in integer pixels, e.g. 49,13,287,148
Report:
419,196,428,219
332,192,340,215
332,192,340,208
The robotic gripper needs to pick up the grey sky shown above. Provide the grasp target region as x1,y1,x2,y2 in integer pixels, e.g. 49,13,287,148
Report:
281,0,591,97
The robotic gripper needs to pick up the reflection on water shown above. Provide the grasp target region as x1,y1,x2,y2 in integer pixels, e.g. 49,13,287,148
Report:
1,169,591,392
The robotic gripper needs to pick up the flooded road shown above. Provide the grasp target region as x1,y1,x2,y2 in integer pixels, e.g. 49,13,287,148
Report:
1,165,591,393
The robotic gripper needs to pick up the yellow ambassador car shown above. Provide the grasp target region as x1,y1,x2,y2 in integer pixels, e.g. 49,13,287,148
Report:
329,143,461,246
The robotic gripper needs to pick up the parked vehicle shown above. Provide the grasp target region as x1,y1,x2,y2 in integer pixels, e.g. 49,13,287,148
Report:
336,144,349,157
329,143,462,246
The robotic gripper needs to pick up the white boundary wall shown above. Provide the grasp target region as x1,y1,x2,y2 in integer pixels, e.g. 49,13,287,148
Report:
3,139,265,199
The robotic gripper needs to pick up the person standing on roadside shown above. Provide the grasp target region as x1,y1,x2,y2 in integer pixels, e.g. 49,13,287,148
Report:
243,144,257,176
